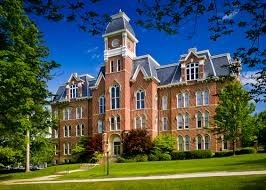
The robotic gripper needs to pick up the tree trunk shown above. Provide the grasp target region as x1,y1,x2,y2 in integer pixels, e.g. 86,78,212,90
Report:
233,139,236,156
25,129,30,172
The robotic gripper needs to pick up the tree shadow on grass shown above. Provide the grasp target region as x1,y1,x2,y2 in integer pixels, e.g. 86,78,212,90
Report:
223,158,266,168
239,175,266,190
0,175,12,181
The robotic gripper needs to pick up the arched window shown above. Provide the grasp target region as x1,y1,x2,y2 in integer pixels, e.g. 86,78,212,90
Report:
64,126,68,137
117,59,121,71
184,93,189,107
110,60,114,73
76,106,83,119
136,90,145,109
204,91,209,105
178,136,184,151
205,111,209,127
177,114,183,129
186,63,199,80
185,136,190,151
98,120,103,133
184,113,189,129
70,84,78,98
197,135,203,150
110,117,115,131
205,135,210,150
177,94,183,108
111,84,120,109
76,125,80,136
196,91,203,106
197,112,203,128
162,96,168,110
142,115,146,128
135,116,141,129
99,95,105,114
116,115,120,130
81,124,84,136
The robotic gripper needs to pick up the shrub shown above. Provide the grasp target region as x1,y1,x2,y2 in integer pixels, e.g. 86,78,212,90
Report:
116,156,126,163
148,154,159,161
134,154,148,162
189,150,212,159
153,134,176,154
171,151,186,160
214,151,233,157
159,153,172,161
90,151,103,163
236,147,257,155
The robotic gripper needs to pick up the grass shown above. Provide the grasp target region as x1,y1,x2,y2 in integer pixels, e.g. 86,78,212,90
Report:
60,153,266,179
0,164,80,181
0,175,266,190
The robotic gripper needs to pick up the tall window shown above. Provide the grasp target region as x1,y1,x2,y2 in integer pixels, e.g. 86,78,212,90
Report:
205,135,210,150
178,136,184,151
177,114,183,129
76,124,84,136
177,94,183,108
63,143,71,155
54,144,59,155
162,96,168,110
81,124,84,136
63,107,72,120
110,61,114,73
162,117,168,131
185,136,190,151
68,126,71,137
204,91,209,105
136,90,145,109
197,135,203,150
205,111,209,127
196,91,203,106
64,126,68,137
141,115,146,128
99,95,105,114
186,63,199,80
110,116,120,131
76,125,80,136
197,112,203,128
111,84,120,109
184,93,189,107
98,120,103,133
117,59,121,71
76,106,83,119
116,115,120,130
184,113,189,129
110,117,115,131
135,116,141,129
54,129,58,138
70,84,78,98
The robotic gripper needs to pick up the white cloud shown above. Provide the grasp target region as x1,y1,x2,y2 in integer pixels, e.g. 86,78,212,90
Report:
87,46,99,53
222,10,239,20
240,70,259,85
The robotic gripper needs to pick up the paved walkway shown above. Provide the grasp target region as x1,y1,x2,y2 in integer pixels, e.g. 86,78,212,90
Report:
2,170,266,185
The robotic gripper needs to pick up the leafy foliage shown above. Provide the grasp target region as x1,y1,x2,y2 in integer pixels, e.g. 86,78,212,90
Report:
153,134,176,154
257,111,266,148
212,81,255,154
122,129,153,157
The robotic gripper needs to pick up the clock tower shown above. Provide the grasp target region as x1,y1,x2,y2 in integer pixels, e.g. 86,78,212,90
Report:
102,10,138,155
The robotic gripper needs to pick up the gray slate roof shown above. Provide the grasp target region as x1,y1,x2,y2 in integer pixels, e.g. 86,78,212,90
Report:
132,56,159,79
105,17,135,36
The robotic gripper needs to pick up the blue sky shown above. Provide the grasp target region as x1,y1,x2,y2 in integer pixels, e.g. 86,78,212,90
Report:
32,0,265,113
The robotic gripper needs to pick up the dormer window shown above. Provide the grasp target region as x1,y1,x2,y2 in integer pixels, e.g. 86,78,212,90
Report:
70,84,78,98
186,63,199,80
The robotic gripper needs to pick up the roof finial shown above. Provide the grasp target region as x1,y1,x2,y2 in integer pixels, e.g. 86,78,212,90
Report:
119,9,122,13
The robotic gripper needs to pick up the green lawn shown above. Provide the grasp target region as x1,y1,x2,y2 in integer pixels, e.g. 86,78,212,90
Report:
1,175,266,190
0,164,80,181
60,153,266,179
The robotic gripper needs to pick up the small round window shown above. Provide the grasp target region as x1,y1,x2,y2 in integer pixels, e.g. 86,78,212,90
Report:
111,39,119,47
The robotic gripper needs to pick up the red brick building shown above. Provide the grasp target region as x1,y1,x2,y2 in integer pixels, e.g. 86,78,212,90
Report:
51,11,241,164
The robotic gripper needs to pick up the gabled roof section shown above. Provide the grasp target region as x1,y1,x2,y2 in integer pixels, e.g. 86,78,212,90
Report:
156,63,179,85
105,11,135,37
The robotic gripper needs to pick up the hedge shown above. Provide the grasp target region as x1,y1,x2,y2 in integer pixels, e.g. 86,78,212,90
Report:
171,150,212,160
214,147,257,157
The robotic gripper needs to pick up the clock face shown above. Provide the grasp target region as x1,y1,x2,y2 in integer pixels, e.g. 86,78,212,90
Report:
111,39,119,47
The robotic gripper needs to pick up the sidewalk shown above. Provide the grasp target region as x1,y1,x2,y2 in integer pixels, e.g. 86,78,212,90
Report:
2,170,266,185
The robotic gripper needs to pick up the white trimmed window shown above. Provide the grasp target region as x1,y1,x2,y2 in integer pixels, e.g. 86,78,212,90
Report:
205,135,210,149
136,90,145,109
196,91,203,106
177,114,183,129
117,59,121,71
110,116,120,131
135,116,141,129
70,84,78,98
76,125,80,136
63,107,72,120
111,84,120,109
184,113,189,129
99,95,105,114
98,120,103,133
76,124,84,136
185,136,190,151
64,125,71,137
186,63,199,80
76,106,83,119
162,117,168,131
54,144,59,155
184,93,189,107
135,115,146,129
177,94,183,108
110,60,114,73
54,129,58,138
196,112,203,128
178,136,184,151
196,135,203,150
204,111,209,127
162,96,168,110
141,115,146,128
63,143,71,155
204,91,209,105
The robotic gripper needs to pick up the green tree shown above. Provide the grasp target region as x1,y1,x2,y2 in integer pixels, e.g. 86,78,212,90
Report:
153,134,176,154
0,0,59,171
213,81,255,155
257,111,266,149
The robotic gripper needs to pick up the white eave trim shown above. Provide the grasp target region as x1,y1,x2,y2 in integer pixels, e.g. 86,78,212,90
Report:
134,54,160,67
94,72,105,87
180,51,206,62
67,73,85,83
102,29,138,43
131,65,148,81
